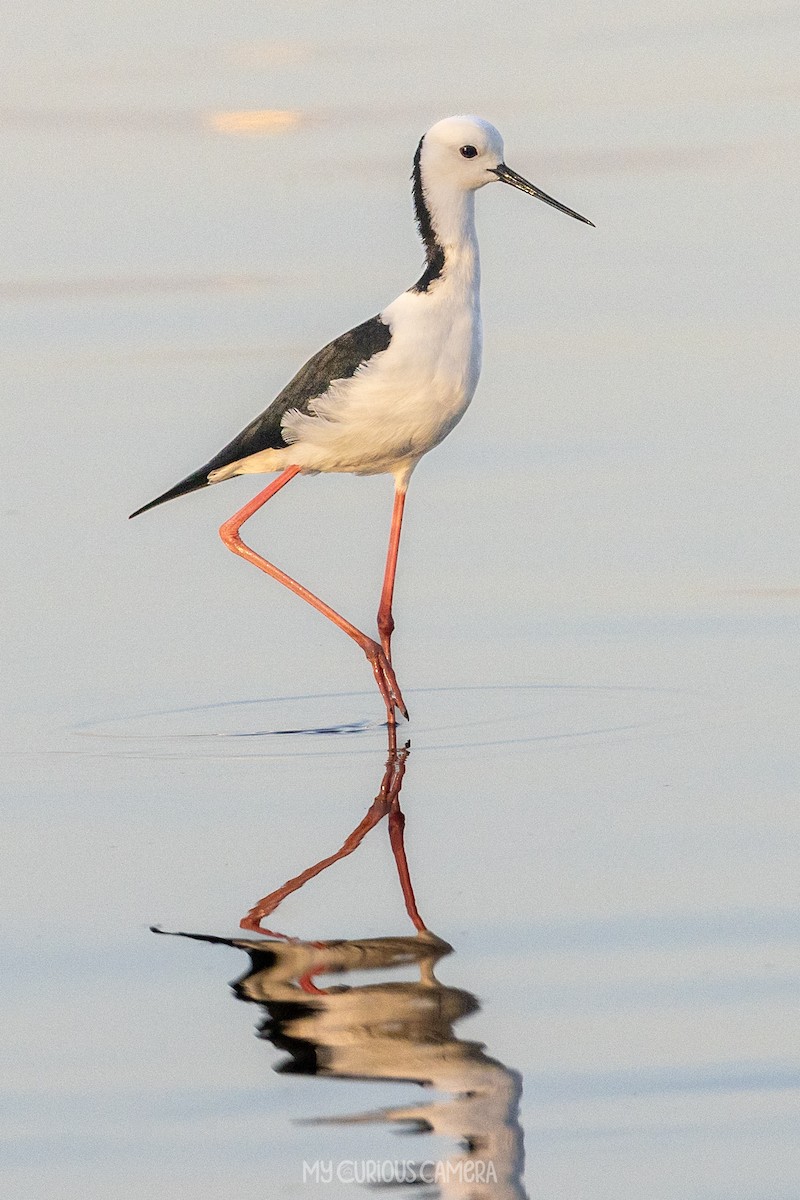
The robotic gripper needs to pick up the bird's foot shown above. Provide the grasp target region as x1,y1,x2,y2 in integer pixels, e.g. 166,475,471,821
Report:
363,639,409,724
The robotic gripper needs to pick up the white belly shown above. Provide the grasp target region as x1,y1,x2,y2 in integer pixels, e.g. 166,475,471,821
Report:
279,286,483,479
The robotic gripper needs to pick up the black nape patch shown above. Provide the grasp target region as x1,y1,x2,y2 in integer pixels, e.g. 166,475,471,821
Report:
411,135,446,293
414,244,446,293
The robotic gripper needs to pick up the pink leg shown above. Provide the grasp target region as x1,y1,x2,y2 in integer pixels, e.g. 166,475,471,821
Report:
219,468,408,724
377,485,407,662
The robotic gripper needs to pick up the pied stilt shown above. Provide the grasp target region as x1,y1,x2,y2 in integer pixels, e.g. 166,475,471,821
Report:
130,115,593,724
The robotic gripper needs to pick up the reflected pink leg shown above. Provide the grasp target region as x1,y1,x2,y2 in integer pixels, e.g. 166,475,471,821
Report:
240,793,390,933
388,803,427,931
240,736,419,937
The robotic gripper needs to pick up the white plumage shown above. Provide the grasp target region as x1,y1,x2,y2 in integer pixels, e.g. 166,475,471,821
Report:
212,116,493,489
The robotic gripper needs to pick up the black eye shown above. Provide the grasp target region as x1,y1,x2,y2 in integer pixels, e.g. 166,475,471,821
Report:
459,145,478,159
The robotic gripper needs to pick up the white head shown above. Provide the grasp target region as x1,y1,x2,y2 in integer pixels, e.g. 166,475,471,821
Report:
417,114,593,224
420,115,507,192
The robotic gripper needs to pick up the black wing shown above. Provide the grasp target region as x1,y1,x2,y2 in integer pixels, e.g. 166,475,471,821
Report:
130,315,392,518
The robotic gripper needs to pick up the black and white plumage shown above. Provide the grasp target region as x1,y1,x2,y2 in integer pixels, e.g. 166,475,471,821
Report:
130,116,592,722
130,316,393,517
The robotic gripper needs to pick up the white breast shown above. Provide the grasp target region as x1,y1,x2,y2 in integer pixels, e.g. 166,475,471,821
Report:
281,258,483,481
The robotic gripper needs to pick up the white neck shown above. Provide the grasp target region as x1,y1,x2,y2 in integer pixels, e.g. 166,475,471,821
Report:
426,185,480,292
426,184,478,255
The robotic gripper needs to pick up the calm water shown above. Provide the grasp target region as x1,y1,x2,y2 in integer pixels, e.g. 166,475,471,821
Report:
2,3,799,1198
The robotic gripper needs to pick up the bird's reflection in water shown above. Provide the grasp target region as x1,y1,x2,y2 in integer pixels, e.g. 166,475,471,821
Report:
239,729,424,939
155,730,527,1198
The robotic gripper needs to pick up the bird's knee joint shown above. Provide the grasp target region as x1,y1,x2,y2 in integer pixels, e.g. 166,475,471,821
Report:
219,523,241,549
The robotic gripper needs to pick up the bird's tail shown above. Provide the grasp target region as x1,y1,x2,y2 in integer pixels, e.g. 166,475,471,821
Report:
129,465,215,519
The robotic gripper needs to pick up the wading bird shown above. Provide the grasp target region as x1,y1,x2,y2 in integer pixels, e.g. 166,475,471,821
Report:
130,116,592,723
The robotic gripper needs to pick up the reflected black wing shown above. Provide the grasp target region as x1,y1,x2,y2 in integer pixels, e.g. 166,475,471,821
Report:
130,314,392,518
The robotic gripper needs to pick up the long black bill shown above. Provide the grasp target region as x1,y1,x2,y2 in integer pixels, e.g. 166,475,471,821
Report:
493,163,594,227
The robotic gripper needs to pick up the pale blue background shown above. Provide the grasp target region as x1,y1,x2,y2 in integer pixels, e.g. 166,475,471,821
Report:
2,3,799,1197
